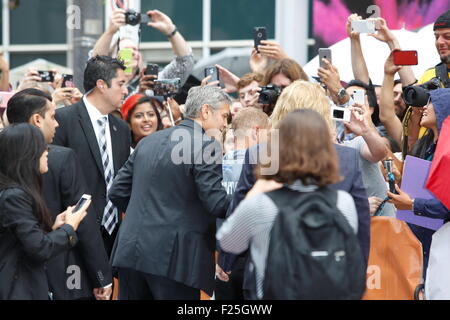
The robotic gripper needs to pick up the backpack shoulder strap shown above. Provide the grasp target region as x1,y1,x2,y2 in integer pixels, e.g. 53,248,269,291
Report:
265,185,337,212
436,62,450,88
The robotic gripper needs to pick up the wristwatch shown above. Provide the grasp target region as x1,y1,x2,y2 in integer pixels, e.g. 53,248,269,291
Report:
337,88,348,100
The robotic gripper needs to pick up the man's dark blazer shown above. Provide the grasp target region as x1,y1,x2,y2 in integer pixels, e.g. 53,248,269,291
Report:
220,143,371,272
43,144,112,299
53,100,131,255
109,119,229,296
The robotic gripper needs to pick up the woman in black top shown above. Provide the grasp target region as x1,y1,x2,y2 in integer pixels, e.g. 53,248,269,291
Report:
0,123,90,300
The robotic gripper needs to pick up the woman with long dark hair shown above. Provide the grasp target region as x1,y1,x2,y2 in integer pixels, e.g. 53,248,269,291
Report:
0,123,90,300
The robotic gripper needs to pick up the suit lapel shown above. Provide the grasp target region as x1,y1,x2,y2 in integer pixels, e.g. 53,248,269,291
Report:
109,115,123,173
77,102,105,180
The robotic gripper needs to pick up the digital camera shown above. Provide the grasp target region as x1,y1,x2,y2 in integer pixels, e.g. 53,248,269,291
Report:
125,9,151,26
403,78,441,107
258,85,282,105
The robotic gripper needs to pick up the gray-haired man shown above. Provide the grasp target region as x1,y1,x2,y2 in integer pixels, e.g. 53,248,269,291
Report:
109,86,231,299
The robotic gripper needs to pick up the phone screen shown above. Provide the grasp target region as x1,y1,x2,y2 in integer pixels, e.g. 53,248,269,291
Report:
62,74,74,88
204,67,219,83
253,27,267,53
118,48,134,75
393,50,418,66
72,195,91,214
333,109,345,119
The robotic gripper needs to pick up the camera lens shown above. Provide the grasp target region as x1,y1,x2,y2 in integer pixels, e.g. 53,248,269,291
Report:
258,33,262,38
125,10,141,26
403,86,430,107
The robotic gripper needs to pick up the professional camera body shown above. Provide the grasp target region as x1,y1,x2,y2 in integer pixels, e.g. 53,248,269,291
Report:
403,78,441,107
258,84,282,105
125,9,151,26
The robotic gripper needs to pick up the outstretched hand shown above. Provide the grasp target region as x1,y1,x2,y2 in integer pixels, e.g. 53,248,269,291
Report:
147,10,176,36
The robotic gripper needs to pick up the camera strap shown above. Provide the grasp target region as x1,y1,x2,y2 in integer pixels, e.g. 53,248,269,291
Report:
435,62,450,88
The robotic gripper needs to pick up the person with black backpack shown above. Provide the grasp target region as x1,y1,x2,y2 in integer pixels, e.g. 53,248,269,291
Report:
217,109,367,300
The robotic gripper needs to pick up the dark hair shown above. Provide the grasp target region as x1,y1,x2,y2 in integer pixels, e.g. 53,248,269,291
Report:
7,88,52,124
261,59,309,86
127,97,163,146
257,109,341,186
83,55,126,92
126,96,163,129
346,79,380,126
410,130,435,160
0,124,53,231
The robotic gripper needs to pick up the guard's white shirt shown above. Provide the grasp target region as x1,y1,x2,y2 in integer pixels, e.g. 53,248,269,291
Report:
83,95,114,172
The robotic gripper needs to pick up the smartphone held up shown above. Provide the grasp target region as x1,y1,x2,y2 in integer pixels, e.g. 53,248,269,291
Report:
204,66,220,85
393,50,418,66
253,27,267,53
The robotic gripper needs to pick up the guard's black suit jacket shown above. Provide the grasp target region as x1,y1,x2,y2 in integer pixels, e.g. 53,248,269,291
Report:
109,119,230,296
53,100,131,255
43,144,112,299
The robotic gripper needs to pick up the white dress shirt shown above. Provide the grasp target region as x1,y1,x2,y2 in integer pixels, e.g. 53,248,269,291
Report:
83,95,115,172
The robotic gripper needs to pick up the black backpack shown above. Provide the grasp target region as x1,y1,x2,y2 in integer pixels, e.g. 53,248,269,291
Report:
262,187,366,300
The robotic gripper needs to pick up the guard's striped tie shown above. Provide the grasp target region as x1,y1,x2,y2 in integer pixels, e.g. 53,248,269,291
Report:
97,116,118,235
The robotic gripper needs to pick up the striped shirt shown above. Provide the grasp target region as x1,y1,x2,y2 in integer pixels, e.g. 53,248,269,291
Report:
216,182,358,299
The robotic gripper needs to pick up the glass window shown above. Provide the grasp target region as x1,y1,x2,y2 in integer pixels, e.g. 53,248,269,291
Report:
10,52,66,70
140,0,202,42
211,0,275,41
10,0,66,44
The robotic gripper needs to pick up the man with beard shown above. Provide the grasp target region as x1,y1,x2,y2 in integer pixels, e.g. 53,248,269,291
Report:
418,10,450,87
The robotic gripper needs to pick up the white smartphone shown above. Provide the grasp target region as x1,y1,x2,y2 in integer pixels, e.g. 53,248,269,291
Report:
353,90,366,105
319,48,332,69
331,107,351,122
351,20,376,34
72,194,91,214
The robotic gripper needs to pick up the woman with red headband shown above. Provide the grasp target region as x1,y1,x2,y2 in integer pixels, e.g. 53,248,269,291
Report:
121,94,164,149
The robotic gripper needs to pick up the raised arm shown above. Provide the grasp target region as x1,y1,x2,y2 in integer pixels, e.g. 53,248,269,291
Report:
345,103,388,163
369,18,417,86
147,10,190,57
346,14,370,84
91,9,126,57
380,51,404,146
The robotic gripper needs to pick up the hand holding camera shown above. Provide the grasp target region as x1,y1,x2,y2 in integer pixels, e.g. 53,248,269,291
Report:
108,8,127,33
147,10,176,36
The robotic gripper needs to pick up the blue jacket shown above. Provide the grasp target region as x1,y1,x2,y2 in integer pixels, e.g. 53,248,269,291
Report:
413,89,450,221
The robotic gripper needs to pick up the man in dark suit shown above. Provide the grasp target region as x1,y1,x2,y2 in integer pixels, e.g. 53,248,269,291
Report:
219,142,370,299
6,88,112,300
53,56,131,260
109,86,231,299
